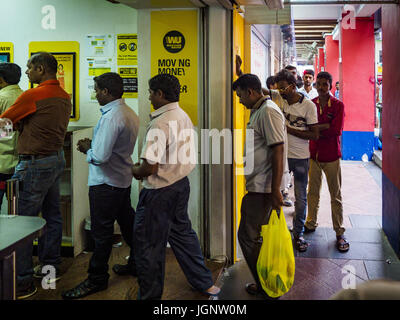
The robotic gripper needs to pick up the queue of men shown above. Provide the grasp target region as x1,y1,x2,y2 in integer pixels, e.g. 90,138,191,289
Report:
0,53,219,300
234,56,348,298
0,52,348,301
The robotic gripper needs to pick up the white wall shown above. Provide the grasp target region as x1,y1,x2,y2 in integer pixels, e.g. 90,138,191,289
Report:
0,0,140,210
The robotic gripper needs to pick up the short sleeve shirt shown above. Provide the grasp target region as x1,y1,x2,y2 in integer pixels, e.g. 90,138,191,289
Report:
283,94,318,159
299,87,319,100
244,96,286,193
140,102,196,189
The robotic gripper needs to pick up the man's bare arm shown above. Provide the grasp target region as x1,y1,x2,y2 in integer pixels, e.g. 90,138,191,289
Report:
286,124,319,140
270,143,284,210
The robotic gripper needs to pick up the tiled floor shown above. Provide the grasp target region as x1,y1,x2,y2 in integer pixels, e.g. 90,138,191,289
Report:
29,245,223,300
220,161,400,300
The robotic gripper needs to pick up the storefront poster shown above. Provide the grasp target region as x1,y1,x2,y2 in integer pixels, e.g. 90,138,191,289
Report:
29,41,80,121
30,51,77,120
118,67,138,98
0,42,13,62
151,10,198,125
117,34,137,66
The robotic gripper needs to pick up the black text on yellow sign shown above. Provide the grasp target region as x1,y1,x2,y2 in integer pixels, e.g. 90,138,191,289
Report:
118,67,138,99
117,34,137,66
157,59,190,77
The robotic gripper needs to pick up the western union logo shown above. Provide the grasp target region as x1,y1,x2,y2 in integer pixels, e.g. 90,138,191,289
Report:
166,37,182,44
163,31,185,54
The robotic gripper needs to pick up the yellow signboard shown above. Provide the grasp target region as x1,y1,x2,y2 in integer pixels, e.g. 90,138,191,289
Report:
118,67,138,98
151,10,198,125
0,42,13,62
29,41,80,121
117,34,137,66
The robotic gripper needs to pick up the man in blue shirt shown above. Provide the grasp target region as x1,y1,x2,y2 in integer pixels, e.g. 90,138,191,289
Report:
62,72,139,299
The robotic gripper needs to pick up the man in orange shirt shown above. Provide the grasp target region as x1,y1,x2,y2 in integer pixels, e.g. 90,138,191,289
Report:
0,52,71,299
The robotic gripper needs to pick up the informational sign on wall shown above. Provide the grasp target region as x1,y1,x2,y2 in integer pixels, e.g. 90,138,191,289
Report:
86,57,112,77
117,34,137,66
151,10,198,125
0,42,13,62
29,41,80,121
85,34,114,57
118,67,138,98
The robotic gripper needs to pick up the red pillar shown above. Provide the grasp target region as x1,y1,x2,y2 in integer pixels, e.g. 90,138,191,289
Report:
318,47,325,72
313,55,319,74
340,17,375,160
324,34,339,96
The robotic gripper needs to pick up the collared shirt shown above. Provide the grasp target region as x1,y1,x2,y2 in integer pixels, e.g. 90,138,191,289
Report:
87,98,139,188
244,96,286,193
140,102,196,189
299,86,319,100
310,95,345,162
0,85,23,173
283,93,318,159
0,79,71,155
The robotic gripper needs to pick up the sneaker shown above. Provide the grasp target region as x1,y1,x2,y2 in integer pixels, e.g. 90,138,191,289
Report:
17,282,38,300
112,264,137,276
33,264,62,283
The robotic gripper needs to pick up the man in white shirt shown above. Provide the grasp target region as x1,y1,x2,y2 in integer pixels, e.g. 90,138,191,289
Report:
233,73,285,298
275,69,319,252
131,74,220,300
299,69,318,100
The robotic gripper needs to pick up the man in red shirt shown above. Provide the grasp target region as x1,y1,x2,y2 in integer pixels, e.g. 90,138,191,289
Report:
0,52,71,298
304,71,349,252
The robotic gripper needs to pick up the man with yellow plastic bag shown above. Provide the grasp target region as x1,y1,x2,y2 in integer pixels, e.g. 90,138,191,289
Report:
233,74,288,299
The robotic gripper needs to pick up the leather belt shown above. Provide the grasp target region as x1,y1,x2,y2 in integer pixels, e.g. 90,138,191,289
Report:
19,151,60,161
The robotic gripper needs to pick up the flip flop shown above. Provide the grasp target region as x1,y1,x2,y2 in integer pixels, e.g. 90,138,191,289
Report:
336,235,350,252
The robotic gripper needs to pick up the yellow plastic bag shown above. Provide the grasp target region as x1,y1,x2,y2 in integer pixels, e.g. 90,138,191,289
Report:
256,207,295,298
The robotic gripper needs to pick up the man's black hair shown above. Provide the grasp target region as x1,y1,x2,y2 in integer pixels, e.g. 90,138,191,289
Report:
0,62,21,84
232,73,262,93
304,69,315,77
266,75,276,89
336,81,340,85
94,72,124,98
275,69,297,86
284,65,297,71
149,74,180,102
29,52,58,74
296,76,304,89
317,71,333,90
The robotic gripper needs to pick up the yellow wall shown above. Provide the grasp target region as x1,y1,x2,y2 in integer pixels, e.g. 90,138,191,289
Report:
232,10,250,262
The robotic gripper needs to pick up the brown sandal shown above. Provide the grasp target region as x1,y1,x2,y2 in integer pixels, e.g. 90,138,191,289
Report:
336,235,350,252
294,236,309,252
